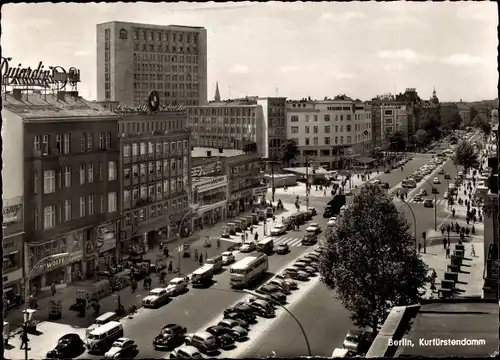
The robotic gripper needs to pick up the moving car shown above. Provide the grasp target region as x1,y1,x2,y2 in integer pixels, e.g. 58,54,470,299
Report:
423,199,434,208
384,168,391,173
444,191,450,199
47,333,85,359
153,324,187,350
221,251,235,265
142,288,170,308
418,189,427,196
205,326,236,349
284,267,309,281
169,345,203,359
413,194,423,202
433,177,441,184
223,312,253,327
240,241,256,253
327,217,337,227
270,224,287,236
217,319,248,340
274,273,299,290
265,207,274,217
371,179,381,184
166,277,188,296
306,223,322,234
275,243,289,255
256,284,287,304
104,338,138,359
444,173,451,179
184,332,219,355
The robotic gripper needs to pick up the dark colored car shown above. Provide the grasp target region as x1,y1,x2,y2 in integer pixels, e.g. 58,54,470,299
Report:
205,326,236,350
256,285,287,304
247,299,275,318
223,303,258,323
153,323,188,350
275,243,289,254
223,312,251,328
47,334,85,359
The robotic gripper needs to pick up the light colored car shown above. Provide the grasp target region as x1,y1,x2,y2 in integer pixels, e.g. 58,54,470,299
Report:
240,241,256,253
327,217,337,227
418,189,427,196
433,177,441,184
306,223,321,234
270,224,287,236
169,345,203,359
221,251,235,265
166,277,188,296
142,288,170,308
267,278,291,294
371,179,381,185
104,337,137,359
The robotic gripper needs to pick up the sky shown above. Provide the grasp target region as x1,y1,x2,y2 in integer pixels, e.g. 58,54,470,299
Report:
1,1,498,102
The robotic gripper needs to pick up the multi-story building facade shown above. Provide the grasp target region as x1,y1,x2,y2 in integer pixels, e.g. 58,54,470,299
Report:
3,90,121,294
96,21,207,107
256,97,287,160
116,106,191,256
286,99,372,169
379,104,408,140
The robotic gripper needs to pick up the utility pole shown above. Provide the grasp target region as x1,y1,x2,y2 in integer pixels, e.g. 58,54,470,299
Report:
271,161,276,203
305,156,310,210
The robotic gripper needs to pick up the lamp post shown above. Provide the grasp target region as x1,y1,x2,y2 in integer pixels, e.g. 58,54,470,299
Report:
422,177,438,231
23,252,69,360
399,195,418,253
177,203,200,274
242,289,311,356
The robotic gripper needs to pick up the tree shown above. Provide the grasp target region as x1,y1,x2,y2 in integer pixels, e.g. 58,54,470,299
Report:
453,140,480,174
318,183,429,333
278,139,299,166
334,94,353,101
449,110,463,131
420,113,442,140
472,115,492,137
388,131,406,151
470,106,479,122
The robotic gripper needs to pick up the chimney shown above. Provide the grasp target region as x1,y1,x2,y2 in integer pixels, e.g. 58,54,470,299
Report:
12,89,22,100
57,91,66,102
206,150,212,157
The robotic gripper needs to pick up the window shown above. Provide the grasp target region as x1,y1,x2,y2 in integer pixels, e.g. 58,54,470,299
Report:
305,126,310,134
108,161,116,181
79,197,85,217
314,115,318,122
105,132,111,149
290,115,298,122
148,142,154,154
313,137,318,145
63,133,71,154
33,135,40,151
57,168,62,189
140,163,146,176
88,194,94,215
80,133,86,152
43,205,55,230
87,163,94,183
43,170,56,194
42,135,49,154
119,28,128,39
64,199,71,221
64,166,71,187
33,171,39,194
87,133,93,151
99,132,105,149
56,134,62,154
313,126,318,134
305,115,309,122
80,164,86,185
325,137,330,145
124,144,131,157
335,136,338,144
346,125,351,132
291,126,299,134
148,185,155,197
347,114,351,121
325,126,330,133
140,142,147,155
108,192,117,213
305,138,310,145
324,114,330,122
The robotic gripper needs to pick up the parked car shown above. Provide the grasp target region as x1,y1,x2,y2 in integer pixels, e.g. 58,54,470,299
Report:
267,278,291,294
306,223,321,234
153,324,187,350
274,274,299,290
46,334,85,359
205,326,236,350
307,207,317,216
223,303,258,323
327,217,337,227
256,284,287,304
246,299,275,318
413,194,423,202
444,173,451,179
223,312,252,328
169,346,203,359
166,277,188,296
184,332,219,355
104,338,138,359
343,329,375,355
284,267,309,281
216,319,248,341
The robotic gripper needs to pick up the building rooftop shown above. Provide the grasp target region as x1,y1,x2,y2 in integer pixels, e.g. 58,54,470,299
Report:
3,91,116,120
191,147,245,158
399,300,498,358
97,21,204,30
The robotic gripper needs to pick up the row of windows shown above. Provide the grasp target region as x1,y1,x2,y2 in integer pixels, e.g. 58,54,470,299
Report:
36,192,117,230
132,86,197,99
33,132,113,154
132,29,198,44
36,162,117,194
133,72,198,83
131,61,199,75
290,123,371,134
123,141,188,157
290,134,370,146
191,127,256,135
133,53,199,66
133,99,198,107
289,113,370,122
130,62,199,79
124,158,187,179
124,196,187,226
187,107,256,117
119,119,186,135
133,43,198,56
123,177,186,207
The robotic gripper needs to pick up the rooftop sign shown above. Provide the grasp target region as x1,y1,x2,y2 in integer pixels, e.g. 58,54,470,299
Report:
114,103,185,115
1,57,80,90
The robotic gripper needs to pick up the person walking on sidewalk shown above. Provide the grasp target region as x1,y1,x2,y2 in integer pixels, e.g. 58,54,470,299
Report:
51,282,56,297
199,254,203,266
471,244,476,257
442,238,447,249
20,329,30,350
445,245,451,259
131,279,137,293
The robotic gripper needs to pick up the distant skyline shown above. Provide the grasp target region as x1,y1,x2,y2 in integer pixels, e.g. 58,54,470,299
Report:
2,1,498,102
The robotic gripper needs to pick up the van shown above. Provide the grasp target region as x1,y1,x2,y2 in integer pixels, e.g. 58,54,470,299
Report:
205,255,223,273
87,321,124,354
257,238,274,255
234,220,242,233
191,265,214,288
86,312,120,336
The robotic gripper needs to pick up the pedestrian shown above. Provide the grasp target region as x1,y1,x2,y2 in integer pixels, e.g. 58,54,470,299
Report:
20,329,30,350
471,244,476,257
51,282,56,297
445,246,451,259
159,241,163,250
245,232,249,241
442,238,447,249
418,243,421,253
254,232,258,241
199,254,203,266
131,279,137,293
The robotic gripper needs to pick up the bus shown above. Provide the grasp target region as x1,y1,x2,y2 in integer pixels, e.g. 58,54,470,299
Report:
229,254,269,288
257,238,274,255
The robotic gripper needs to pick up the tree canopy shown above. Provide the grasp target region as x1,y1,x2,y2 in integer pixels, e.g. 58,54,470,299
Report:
472,115,492,137
453,140,480,172
388,131,406,151
420,113,442,140
334,94,353,101
448,110,463,131
278,139,299,166
318,183,429,333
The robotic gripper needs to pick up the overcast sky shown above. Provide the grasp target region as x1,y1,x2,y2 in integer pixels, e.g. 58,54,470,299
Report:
2,1,498,102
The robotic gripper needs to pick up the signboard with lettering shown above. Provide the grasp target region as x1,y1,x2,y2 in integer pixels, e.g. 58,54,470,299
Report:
252,186,268,197
194,176,228,193
97,222,116,253
114,104,185,115
230,189,253,201
2,197,23,226
192,161,223,178
1,57,80,90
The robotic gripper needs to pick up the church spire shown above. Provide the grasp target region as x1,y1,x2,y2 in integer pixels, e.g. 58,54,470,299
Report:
214,81,221,102
432,86,436,98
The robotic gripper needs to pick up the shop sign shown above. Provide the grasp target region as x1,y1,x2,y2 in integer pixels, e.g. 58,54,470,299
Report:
2,197,22,226
253,186,268,197
114,103,185,115
230,189,252,201
1,57,80,90
194,176,227,193
32,254,69,276
69,250,83,263
97,222,116,248
192,161,222,178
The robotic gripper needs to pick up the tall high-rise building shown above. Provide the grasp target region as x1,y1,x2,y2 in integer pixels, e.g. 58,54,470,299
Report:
96,21,207,107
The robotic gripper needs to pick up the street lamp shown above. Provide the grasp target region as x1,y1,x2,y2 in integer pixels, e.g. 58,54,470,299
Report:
177,203,200,274
23,252,69,360
399,195,418,253
422,178,438,231
242,289,312,357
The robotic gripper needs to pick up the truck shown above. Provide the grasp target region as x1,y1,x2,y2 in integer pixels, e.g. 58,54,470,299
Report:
191,265,214,288
323,194,346,218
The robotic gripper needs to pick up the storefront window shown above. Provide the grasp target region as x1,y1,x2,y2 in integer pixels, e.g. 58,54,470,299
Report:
3,253,20,272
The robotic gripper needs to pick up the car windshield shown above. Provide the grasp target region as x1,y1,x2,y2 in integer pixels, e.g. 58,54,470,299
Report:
112,341,125,348
149,290,163,296
345,335,359,343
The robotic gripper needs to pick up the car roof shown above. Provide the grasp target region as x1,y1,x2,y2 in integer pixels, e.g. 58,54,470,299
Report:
178,345,201,355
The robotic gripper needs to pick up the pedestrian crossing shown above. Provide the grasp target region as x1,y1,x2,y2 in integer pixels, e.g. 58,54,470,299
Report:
398,197,449,206
220,234,306,247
